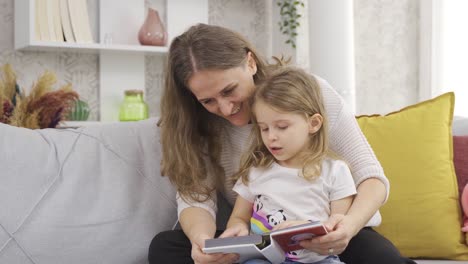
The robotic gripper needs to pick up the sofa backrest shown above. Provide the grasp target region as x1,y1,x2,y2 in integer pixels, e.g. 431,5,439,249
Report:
0,119,177,264
454,116,468,136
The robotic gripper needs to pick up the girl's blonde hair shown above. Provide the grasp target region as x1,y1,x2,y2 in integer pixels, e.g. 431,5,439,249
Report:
234,66,329,185
158,24,272,203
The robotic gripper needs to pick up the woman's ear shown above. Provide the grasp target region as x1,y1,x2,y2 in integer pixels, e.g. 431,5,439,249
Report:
247,52,258,75
308,114,323,134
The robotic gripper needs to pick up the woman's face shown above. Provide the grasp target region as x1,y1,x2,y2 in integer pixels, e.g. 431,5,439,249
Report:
187,55,257,127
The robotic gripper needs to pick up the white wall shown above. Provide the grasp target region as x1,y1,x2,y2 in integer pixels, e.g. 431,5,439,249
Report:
354,0,420,115
270,0,420,115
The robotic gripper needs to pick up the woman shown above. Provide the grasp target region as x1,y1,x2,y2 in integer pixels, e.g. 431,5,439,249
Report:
149,23,415,264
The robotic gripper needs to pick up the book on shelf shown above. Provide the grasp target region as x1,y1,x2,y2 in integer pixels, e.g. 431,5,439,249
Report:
68,0,94,43
59,0,75,42
45,0,56,41
34,0,41,40
34,0,63,42
48,0,64,41
203,221,327,263
35,0,50,41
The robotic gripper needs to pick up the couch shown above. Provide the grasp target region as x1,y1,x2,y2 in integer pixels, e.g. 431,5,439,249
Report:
0,116,467,264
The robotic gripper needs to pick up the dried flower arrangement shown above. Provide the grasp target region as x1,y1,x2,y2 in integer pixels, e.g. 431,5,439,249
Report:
0,64,78,129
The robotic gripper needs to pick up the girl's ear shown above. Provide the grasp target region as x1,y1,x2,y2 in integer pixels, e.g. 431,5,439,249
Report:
247,52,258,75
308,114,323,134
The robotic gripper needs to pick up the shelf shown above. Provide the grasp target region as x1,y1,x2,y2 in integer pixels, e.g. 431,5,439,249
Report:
16,41,169,55
14,0,208,122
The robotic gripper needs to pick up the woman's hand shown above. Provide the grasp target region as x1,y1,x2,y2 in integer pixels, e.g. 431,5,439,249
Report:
191,233,239,264
299,214,358,256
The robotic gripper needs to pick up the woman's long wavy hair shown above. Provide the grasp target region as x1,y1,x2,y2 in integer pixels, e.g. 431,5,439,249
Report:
158,24,271,203
233,66,329,185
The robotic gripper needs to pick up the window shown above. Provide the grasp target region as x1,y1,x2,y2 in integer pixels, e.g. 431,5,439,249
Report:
440,0,468,116
420,0,468,117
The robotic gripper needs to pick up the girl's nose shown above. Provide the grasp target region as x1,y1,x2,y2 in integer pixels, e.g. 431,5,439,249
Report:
268,131,277,141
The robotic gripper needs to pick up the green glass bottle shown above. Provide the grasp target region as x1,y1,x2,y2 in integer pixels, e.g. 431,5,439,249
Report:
119,90,149,121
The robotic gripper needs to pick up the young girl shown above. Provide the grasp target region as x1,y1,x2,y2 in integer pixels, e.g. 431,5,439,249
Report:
223,66,357,264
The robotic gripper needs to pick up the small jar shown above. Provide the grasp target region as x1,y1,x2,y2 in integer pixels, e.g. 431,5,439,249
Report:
119,90,149,121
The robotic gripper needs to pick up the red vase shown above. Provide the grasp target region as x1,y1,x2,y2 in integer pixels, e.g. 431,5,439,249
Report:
138,8,167,46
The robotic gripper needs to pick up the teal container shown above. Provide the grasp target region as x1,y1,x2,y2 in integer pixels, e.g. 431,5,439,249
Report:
68,99,90,121
119,90,149,121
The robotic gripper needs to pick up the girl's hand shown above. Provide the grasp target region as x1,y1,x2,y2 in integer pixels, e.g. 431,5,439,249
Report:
299,214,357,256
219,223,250,238
191,234,239,264
272,220,310,231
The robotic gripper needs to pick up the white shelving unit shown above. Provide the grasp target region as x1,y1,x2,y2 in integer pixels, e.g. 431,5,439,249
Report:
14,0,208,122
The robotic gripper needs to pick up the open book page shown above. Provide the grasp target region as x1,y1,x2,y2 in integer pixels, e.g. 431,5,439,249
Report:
270,221,327,252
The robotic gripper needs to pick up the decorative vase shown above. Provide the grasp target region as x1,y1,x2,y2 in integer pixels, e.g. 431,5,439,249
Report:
119,90,149,121
138,8,167,46
67,99,90,121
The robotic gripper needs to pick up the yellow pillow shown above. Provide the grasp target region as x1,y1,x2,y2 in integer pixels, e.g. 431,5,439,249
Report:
356,92,468,260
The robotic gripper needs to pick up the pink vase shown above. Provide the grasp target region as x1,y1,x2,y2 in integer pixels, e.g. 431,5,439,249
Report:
138,8,167,46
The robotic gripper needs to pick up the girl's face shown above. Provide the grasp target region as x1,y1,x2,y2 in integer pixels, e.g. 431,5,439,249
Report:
254,100,322,168
187,54,257,127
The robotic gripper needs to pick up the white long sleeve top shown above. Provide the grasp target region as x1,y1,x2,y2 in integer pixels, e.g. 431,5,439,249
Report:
176,75,389,227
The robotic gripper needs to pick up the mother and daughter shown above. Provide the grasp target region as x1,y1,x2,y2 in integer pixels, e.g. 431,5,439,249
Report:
148,23,416,264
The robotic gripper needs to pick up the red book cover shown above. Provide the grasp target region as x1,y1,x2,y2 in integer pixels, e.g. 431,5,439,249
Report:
270,221,328,252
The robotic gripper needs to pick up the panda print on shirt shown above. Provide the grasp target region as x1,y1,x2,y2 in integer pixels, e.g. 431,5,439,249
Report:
267,209,286,226
250,194,304,262
250,194,288,234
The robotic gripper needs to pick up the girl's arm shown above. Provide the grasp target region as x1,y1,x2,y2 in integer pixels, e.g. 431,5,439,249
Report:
220,195,253,238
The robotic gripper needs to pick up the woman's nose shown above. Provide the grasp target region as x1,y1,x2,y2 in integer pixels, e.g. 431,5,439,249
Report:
219,100,233,116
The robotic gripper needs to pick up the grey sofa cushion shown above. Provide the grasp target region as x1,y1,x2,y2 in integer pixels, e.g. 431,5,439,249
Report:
0,119,177,264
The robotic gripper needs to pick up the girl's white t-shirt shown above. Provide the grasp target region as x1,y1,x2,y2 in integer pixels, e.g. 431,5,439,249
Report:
233,160,357,263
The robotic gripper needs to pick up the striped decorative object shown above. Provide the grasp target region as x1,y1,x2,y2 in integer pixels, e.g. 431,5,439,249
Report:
67,99,90,121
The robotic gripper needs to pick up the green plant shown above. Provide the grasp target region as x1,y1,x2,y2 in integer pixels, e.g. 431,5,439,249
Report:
277,0,305,49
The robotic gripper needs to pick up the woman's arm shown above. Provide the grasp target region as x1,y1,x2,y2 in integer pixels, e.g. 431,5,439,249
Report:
179,207,239,264
317,75,389,226
342,178,386,235
179,207,217,243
